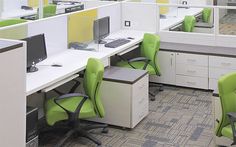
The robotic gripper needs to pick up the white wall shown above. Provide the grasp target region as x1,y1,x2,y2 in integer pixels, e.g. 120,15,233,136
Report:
122,2,158,32
2,0,27,12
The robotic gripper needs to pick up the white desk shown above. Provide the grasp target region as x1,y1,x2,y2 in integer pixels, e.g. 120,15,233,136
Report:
26,49,107,96
1,3,83,19
160,7,203,30
27,30,146,96
88,30,147,57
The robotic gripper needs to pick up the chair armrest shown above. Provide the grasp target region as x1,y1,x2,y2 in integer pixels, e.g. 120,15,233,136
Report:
54,93,88,121
128,57,150,70
227,112,236,145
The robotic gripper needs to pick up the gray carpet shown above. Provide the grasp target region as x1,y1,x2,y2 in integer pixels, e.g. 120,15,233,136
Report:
39,86,214,147
220,13,236,35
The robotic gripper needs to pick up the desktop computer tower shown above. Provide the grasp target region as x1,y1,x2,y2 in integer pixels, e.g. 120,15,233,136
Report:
26,106,38,147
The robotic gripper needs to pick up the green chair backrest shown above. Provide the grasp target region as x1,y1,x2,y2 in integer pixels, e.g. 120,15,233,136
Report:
202,8,212,23
43,4,57,18
216,72,236,137
183,15,196,32
83,58,105,118
140,33,161,75
0,19,27,27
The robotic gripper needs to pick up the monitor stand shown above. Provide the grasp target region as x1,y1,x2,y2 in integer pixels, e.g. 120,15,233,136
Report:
98,40,107,44
27,65,38,73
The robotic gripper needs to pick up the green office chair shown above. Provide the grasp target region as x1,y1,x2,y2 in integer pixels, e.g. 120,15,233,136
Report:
44,58,107,146
183,15,196,32
116,33,161,101
43,4,57,18
202,8,212,23
216,72,236,146
0,19,27,27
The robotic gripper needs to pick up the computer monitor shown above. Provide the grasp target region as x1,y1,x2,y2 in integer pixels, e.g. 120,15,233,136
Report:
93,16,110,44
22,34,47,73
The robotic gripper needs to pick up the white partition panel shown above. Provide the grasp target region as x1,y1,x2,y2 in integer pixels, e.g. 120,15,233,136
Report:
98,3,121,33
28,16,68,57
122,2,158,32
160,31,215,46
216,35,236,48
2,0,27,11
83,0,115,9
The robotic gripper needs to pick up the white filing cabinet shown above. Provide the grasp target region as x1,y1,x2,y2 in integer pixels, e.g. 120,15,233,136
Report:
150,51,176,85
90,67,149,128
0,41,26,147
175,52,209,89
209,56,236,90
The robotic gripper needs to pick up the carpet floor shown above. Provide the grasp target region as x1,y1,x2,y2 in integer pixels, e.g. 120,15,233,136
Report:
39,86,214,147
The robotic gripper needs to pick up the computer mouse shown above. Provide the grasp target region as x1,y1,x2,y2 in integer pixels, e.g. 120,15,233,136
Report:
127,37,134,40
51,64,62,67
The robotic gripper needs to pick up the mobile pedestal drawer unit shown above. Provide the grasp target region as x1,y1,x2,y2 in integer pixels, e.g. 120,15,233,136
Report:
90,66,149,128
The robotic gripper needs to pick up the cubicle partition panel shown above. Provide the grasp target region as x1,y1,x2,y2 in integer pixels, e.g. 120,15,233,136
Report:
160,31,215,46
83,0,116,9
2,0,27,12
68,8,97,44
28,0,48,7
121,2,158,33
98,3,122,33
27,15,68,56
0,23,28,40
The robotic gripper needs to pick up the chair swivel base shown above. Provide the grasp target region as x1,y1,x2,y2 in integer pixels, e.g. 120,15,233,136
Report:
56,123,108,147
149,82,164,101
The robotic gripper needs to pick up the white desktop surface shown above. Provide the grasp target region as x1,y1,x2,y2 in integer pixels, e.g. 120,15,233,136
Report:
160,8,203,30
26,49,107,96
88,30,147,57
1,3,82,19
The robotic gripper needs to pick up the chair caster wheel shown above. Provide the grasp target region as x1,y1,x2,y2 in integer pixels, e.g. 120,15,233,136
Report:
150,98,155,101
102,127,109,133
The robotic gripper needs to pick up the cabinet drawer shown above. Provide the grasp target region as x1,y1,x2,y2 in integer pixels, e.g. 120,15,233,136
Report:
132,74,148,102
209,78,217,90
132,103,148,128
209,56,236,69
176,75,208,89
176,64,208,77
209,67,235,79
176,53,208,66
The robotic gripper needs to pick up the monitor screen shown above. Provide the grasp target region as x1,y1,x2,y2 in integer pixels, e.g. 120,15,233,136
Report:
22,34,47,72
93,16,110,43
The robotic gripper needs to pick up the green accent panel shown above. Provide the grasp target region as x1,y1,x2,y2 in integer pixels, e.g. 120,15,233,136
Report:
68,9,97,44
116,33,161,76
43,4,56,18
45,58,105,126
183,15,196,32
0,19,28,39
202,8,212,23
215,72,236,140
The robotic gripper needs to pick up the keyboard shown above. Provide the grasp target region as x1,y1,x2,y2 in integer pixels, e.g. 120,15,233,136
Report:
105,39,131,48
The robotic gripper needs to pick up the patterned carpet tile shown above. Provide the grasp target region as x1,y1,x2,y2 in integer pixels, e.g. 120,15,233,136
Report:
39,86,214,147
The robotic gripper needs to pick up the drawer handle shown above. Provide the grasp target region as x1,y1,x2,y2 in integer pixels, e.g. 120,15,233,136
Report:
187,81,196,85
221,62,231,66
187,70,196,73
187,59,196,62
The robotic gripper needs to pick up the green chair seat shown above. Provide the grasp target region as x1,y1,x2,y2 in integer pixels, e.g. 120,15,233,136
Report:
202,8,212,23
221,123,236,140
46,96,96,126
117,60,156,75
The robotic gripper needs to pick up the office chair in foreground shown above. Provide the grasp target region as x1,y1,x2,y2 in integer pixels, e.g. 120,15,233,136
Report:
44,58,107,146
183,15,196,32
0,19,27,27
116,33,162,101
215,72,236,146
